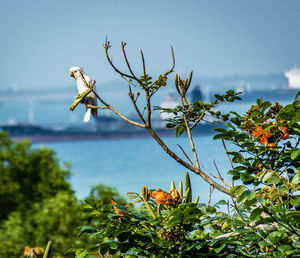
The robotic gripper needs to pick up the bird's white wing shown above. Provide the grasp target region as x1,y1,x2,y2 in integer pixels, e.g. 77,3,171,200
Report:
76,74,90,95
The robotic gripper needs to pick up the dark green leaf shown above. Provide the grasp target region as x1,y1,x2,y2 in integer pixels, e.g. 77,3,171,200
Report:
249,207,263,220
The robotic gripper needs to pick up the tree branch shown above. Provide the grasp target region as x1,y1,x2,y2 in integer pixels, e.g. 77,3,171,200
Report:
91,90,146,129
146,126,230,194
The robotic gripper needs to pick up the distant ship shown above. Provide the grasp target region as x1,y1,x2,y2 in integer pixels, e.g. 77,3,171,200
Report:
285,66,300,89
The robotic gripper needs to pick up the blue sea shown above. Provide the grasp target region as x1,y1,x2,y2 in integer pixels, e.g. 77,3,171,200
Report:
2,86,297,205
36,135,233,204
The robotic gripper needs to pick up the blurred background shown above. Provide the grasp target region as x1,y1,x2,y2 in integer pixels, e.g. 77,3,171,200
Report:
0,0,300,201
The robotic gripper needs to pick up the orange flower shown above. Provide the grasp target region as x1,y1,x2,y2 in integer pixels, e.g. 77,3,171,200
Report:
151,189,173,204
252,124,272,145
252,125,263,138
111,199,127,216
257,163,263,171
279,126,289,140
259,133,269,145
267,142,276,149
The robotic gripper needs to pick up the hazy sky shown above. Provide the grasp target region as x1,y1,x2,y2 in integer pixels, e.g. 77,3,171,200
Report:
0,0,300,90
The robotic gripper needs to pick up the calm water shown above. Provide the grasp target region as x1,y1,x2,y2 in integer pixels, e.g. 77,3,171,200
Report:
37,135,233,204
13,93,295,205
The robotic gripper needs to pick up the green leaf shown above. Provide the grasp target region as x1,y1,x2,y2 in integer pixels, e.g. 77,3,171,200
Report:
78,226,98,237
291,149,300,160
261,101,272,112
229,185,245,197
214,243,226,254
287,210,300,223
250,207,263,220
214,94,224,101
256,98,263,107
292,241,300,249
291,170,300,184
235,228,251,234
245,190,256,201
82,203,94,210
175,124,185,137
213,134,231,140
295,90,300,100
262,171,274,182
214,128,228,134
278,245,292,252
250,110,261,118
185,172,192,203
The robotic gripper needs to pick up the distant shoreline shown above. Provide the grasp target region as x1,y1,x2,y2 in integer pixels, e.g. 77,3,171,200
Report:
10,126,218,144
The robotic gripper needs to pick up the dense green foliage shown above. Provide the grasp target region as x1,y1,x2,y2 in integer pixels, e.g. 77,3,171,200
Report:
66,41,300,257
72,92,300,257
2,40,300,256
0,133,72,221
0,132,124,257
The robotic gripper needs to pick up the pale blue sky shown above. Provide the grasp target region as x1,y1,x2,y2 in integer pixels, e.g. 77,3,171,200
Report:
0,0,299,90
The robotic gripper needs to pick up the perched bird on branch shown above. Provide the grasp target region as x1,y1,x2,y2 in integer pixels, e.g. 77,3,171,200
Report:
69,66,97,122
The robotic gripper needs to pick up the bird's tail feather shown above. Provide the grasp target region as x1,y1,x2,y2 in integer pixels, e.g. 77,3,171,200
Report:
84,108,92,123
91,108,97,118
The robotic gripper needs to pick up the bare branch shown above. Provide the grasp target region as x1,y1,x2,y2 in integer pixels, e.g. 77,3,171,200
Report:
141,106,146,117
128,85,146,124
163,46,175,76
222,139,234,170
221,139,235,187
85,104,109,110
146,126,230,195
101,39,231,195
70,88,92,111
104,38,136,81
177,144,195,166
190,108,206,130
180,94,200,169
207,185,214,206
213,159,231,189
121,42,142,84
91,90,146,129
145,91,152,127
203,167,218,180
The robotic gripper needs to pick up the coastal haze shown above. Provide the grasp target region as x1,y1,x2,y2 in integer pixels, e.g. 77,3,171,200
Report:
0,1,300,199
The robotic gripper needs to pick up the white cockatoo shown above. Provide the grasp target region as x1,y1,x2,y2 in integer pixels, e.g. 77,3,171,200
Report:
69,66,97,122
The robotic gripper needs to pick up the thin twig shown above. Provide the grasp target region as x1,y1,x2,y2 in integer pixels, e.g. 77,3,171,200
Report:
145,91,152,127
227,200,230,216
208,185,214,206
141,106,146,117
85,104,109,110
102,39,231,195
181,96,200,170
121,42,142,85
104,38,136,81
177,144,195,166
221,139,235,187
222,139,234,170
146,126,230,194
163,46,175,76
231,198,245,221
213,159,231,188
92,91,146,129
190,108,206,130
203,167,218,180
128,85,146,124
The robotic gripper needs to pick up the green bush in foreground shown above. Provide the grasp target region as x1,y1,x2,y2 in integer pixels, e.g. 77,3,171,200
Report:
72,92,300,258
69,40,300,257
0,132,125,257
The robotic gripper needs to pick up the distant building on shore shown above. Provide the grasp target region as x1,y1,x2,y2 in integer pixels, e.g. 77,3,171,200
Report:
285,66,300,89
190,85,203,103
